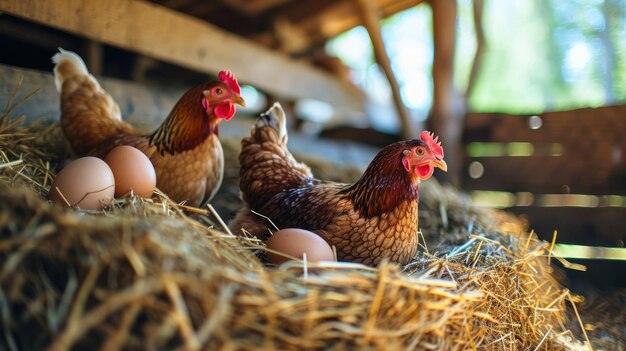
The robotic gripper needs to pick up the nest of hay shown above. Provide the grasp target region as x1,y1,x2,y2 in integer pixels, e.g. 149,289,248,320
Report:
0,92,598,350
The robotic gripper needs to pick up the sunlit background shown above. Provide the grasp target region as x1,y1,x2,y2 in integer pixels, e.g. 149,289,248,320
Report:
326,0,626,133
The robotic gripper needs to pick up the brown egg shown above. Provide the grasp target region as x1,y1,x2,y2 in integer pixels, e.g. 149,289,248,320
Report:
48,157,115,210
104,145,156,198
266,228,336,264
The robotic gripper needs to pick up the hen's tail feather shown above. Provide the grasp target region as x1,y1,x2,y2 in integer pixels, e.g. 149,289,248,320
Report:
254,102,287,144
52,48,131,156
52,48,99,92
239,103,313,209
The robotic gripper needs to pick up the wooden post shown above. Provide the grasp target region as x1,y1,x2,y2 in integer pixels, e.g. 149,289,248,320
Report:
428,0,463,185
354,0,414,140
84,40,103,76
466,0,485,100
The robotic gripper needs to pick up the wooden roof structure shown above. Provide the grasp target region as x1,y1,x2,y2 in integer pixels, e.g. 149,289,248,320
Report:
0,0,456,137
149,0,425,55
1,0,461,172
1,0,463,187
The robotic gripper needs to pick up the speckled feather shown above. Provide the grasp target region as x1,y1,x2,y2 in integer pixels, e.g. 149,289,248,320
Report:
231,104,428,266
56,59,225,206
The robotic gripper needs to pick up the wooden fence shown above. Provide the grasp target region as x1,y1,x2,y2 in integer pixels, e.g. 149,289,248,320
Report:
462,105,626,247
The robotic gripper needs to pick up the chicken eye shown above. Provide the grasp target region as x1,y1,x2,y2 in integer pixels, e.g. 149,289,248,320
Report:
215,88,223,95
415,148,425,156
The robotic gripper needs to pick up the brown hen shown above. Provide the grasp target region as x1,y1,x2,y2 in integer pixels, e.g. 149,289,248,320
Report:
52,49,245,206
231,103,446,266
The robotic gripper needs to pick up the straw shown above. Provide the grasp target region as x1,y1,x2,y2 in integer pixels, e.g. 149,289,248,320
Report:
0,87,610,350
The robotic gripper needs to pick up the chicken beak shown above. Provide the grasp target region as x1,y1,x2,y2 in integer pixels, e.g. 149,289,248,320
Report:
233,95,246,107
433,159,448,172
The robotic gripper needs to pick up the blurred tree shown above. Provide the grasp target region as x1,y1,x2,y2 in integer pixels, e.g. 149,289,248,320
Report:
327,0,626,132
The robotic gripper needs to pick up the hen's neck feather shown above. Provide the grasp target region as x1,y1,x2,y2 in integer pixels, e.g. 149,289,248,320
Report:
340,145,419,218
148,85,218,155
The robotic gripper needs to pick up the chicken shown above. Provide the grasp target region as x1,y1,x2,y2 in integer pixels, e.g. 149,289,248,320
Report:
230,103,447,266
52,49,245,206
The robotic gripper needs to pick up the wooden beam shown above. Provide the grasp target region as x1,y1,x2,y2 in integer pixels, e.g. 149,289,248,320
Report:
355,0,413,139
462,106,626,195
508,207,626,246
221,0,291,16
428,0,463,185
0,0,365,113
0,64,185,128
0,16,75,50
464,107,626,145
1,64,378,169
294,0,426,46
271,0,341,23
463,156,625,195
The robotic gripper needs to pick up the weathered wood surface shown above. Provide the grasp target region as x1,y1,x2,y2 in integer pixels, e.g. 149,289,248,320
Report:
465,156,626,195
463,107,626,194
510,206,626,247
0,0,365,113
428,0,464,186
1,64,185,129
249,0,426,48
464,106,626,246
1,64,378,167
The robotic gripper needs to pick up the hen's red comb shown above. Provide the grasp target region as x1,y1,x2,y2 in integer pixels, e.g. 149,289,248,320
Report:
218,70,241,95
420,131,444,159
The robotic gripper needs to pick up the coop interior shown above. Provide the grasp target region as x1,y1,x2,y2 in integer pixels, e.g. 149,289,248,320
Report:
1,0,625,350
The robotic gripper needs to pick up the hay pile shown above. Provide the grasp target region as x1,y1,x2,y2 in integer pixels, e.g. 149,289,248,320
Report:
0,93,595,350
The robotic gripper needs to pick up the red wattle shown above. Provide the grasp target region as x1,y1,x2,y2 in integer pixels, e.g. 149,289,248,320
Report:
417,165,431,178
215,103,235,120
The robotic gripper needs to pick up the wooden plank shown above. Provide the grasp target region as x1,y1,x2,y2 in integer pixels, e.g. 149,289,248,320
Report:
1,64,378,168
462,106,626,194
0,0,365,113
464,156,626,195
1,64,184,128
295,0,425,45
0,16,76,50
509,206,626,247
464,106,626,144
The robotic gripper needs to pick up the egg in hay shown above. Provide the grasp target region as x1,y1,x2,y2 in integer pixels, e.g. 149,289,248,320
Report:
266,228,336,264
105,145,157,198
48,156,115,210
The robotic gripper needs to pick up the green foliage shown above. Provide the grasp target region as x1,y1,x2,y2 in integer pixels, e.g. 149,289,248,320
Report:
327,0,626,121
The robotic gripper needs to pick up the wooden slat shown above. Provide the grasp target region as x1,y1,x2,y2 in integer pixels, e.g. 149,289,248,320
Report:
294,0,425,45
1,64,379,167
465,156,626,195
221,0,291,15
463,105,626,195
464,106,626,144
0,0,365,113
509,206,626,247
0,64,184,128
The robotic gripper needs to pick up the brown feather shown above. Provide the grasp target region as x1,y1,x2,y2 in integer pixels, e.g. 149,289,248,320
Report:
55,51,235,206
148,84,222,156
231,107,436,266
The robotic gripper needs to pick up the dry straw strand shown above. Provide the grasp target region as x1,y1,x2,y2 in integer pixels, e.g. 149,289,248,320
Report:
0,83,610,350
